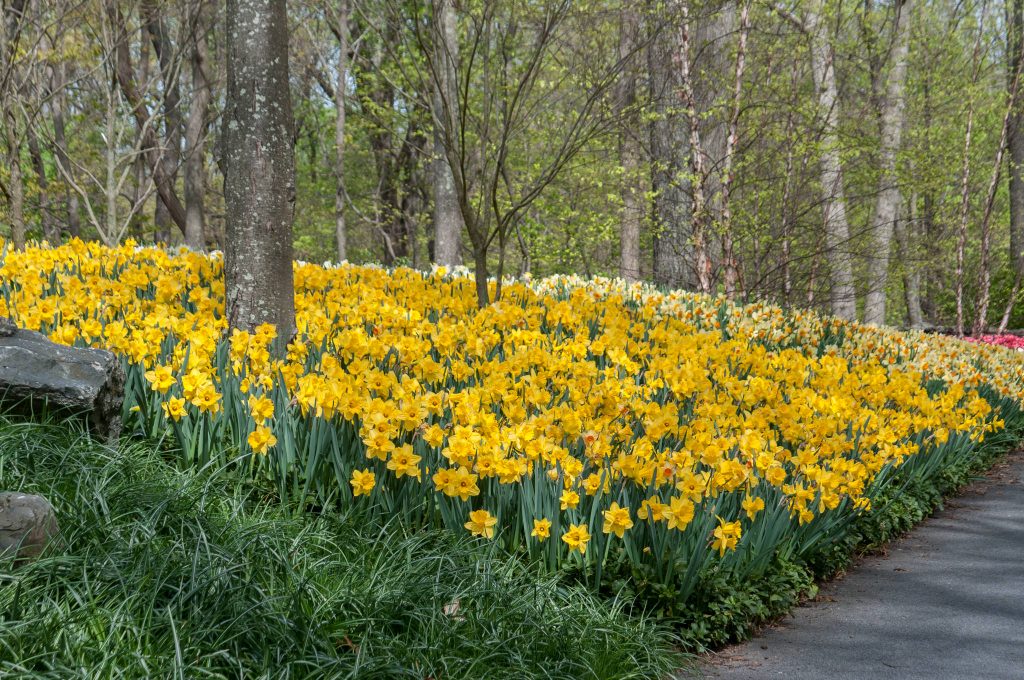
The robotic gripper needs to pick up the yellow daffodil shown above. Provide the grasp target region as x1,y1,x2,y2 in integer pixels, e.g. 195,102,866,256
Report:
602,502,633,538
531,518,552,541
247,424,277,455
350,469,376,497
561,523,591,555
464,509,497,538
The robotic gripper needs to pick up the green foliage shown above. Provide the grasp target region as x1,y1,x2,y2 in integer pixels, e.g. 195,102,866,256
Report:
597,390,1024,653
0,418,682,679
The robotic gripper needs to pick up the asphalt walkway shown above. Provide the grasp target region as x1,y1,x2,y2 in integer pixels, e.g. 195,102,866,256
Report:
699,451,1024,680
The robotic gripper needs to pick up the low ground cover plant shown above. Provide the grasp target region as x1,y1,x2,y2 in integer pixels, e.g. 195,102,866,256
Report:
0,419,682,677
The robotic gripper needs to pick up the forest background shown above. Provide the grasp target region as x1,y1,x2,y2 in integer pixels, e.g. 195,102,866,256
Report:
2,0,1023,333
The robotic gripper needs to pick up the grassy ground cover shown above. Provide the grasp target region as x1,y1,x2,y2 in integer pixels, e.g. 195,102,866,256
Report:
0,418,682,678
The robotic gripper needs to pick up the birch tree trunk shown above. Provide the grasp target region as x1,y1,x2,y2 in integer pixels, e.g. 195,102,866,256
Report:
807,0,857,321
863,0,912,326
675,1,712,293
431,0,463,267
184,1,211,251
223,0,296,339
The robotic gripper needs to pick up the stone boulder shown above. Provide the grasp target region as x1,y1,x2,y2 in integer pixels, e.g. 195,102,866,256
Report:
0,318,124,443
0,492,59,565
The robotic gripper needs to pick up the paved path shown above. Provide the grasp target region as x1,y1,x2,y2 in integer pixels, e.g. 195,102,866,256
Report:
698,451,1024,680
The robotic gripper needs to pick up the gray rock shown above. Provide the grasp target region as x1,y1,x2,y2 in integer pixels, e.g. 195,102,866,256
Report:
0,316,16,337
0,325,124,443
0,492,59,565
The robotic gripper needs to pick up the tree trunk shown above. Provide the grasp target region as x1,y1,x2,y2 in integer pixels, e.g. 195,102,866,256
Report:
956,2,991,336
223,0,296,339
649,3,693,290
863,0,912,326
998,267,1023,333
184,1,211,251
27,129,57,244
1,1,26,250
431,0,463,267
473,243,490,307
129,32,151,242
694,0,736,284
50,63,79,238
675,1,712,293
332,0,349,262
145,3,184,244
971,60,1022,336
6,137,25,250
108,1,188,236
1009,0,1024,278
619,128,643,283
895,197,923,328
807,0,857,321
362,29,407,265
955,105,974,338
617,4,642,282
718,0,750,299
777,57,803,305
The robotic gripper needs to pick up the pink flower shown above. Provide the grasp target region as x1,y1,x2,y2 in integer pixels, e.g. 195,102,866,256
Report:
965,334,1024,350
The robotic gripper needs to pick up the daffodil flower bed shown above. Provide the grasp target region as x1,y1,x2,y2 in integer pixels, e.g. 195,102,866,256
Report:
1,239,1019,600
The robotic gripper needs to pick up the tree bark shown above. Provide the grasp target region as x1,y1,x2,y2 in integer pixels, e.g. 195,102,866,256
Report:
50,63,79,238
108,1,188,236
863,0,912,326
718,0,750,298
364,32,407,264
129,32,152,242
694,0,736,283
675,1,713,293
184,0,211,251
332,0,349,262
895,196,923,328
971,60,1022,336
998,267,1023,333
431,0,463,267
144,3,184,244
617,4,642,282
27,129,57,244
1009,0,1024,278
807,0,857,321
955,104,973,337
6,136,25,250
1,0,26,250
649,4,693,290
223,0,296,339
